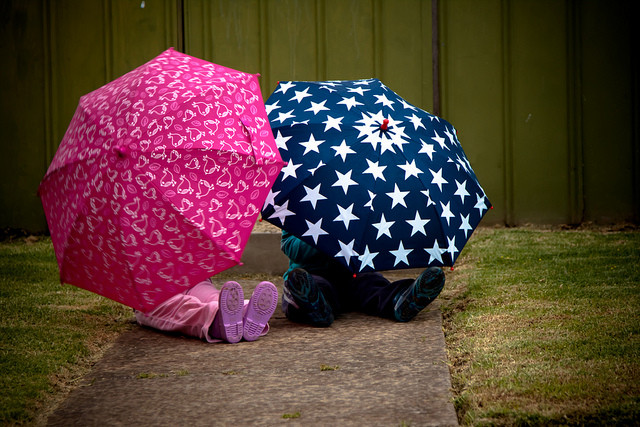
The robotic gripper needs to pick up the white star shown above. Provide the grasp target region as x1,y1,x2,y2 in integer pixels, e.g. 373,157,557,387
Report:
426,240,444,264
398,159,422,180
358,246,378,271
454,180,470,203
446,236,459,262
347,86,369,96
443,127,456,145
274,109,296,124
269,200,294,225
419,139,436,160
374,93,395,109
364,190,376,209
335,239,358,265
274,131,291,151
386,184,409,209
300,184,326,208
474,194,488,216
308,160,325,176
430,168,448,191
281,161,302,180
337,96,363,111
459,214,473,238
332,170,358,195
290,87,312,103
263,189,280,209
421,189,436,207
440,201,455,226
400,98,418,111
390,241,412,267
363,159,387,181
323,115,343,132
305,100,330,115
265,100,280,115
432,130,447,150
332,140,356,161
406,113,425,130
372,213,395,239
300,134,324,155
303,218,328,244
334,203,358,229
275,81,295,95
407,211,430,236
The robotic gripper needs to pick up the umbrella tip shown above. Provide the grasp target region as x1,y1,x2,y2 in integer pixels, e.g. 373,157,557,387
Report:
451,266,454,271
352,273,357,278
380,119,389,131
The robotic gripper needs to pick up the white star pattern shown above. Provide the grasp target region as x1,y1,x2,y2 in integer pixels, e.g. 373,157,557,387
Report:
300,184,326,208
290,87,313,103
454,180,470,203
358,245,378,271
323,115,343,132
300,134,324,155
373,213,395,239
386,184,409,208
332,170,358,194
335,239,358,265
303,218,328,244
363,159,387,181
407,211,430,236
332,140,356,161
274,131,292,151
280,161,302,180
440,201,455,225
390,241,412,266
398,159,422,180
430,168,448,191
262,78,491,272
426,240,444,264
334,203,358,229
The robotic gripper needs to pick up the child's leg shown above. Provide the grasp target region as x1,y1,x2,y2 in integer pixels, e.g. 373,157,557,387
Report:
185,280,220,302
347,272,414,318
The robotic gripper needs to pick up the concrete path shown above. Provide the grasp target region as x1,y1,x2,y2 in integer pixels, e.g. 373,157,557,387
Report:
47,235,458,426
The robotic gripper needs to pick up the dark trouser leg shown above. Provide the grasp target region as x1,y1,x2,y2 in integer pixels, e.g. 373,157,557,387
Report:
345,272,414,319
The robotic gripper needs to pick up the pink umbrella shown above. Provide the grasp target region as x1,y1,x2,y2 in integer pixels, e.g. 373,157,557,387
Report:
38,48,284,312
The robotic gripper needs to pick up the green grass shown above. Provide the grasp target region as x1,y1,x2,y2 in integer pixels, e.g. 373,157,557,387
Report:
440,226,640,425
0,237,133,425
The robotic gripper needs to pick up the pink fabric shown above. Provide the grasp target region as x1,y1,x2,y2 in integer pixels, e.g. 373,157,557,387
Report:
135,280,269,343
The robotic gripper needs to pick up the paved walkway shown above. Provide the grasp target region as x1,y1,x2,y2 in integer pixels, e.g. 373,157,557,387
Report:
47,271,458,426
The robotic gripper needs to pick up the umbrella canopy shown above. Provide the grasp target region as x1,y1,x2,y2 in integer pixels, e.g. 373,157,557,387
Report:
39,48,284,312
261,78,490,273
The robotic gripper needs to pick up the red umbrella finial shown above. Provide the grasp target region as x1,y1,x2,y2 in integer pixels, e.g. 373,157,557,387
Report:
380,119,389,131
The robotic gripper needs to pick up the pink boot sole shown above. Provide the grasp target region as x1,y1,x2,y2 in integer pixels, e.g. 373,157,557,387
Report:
217,281,244,343
243,281,278,342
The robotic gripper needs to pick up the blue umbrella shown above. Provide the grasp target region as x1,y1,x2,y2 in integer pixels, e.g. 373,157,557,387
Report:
261,78,491,273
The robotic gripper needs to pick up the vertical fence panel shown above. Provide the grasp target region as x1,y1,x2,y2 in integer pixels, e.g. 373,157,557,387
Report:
440,0,504,224
183,0,262,77
323,0,375,81
0,0,48,231
580,0,635,223
109,0,180,79
378,0,431,110
509,0,571,223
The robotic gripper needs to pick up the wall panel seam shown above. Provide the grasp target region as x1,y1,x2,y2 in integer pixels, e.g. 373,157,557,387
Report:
501,0,513,225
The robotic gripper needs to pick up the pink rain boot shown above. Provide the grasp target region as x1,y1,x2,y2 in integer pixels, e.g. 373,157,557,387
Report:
243,281,278,342
211,281,244,343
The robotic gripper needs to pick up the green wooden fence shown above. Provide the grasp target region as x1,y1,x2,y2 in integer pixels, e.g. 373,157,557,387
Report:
1,0,637,233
